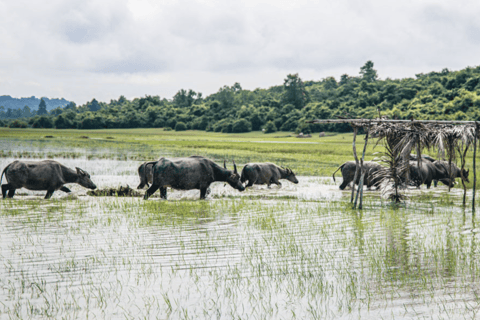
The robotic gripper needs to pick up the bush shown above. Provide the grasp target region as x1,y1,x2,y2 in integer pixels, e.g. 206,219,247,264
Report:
9,120,28,128
263,121,277,133
32,116,54,128
232,119,252,133
163,127,173,131
175,122,187,131
221,123,233,133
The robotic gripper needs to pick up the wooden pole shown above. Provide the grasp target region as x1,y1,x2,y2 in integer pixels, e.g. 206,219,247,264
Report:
351,126,359,205
307,119,480,125
473,124,477,213
459,143,469,207
355,124,371,209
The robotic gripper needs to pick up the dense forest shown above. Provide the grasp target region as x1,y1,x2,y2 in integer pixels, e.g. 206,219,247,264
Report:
2,61,480,133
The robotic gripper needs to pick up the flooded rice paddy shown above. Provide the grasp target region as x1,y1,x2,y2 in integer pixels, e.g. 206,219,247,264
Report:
1,157,480,319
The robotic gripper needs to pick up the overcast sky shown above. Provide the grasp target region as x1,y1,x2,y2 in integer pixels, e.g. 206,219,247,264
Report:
1,0,480,105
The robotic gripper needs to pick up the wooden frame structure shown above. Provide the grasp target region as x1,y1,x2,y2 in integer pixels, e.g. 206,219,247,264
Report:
307,119,479,212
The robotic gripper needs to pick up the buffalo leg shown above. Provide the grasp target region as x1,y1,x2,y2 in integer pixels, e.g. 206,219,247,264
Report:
2,184,11,198
45,190,55,199
339,180,349,190
60,186,71,193
200,187,208,199
245,180,254,188
160,187,167,199
2,184,16,198
144,184,160,200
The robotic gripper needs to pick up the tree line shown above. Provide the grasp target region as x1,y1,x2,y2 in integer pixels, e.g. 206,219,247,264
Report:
2,61,480,133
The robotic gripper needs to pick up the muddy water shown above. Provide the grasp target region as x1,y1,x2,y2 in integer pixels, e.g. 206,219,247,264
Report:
1,157,480,319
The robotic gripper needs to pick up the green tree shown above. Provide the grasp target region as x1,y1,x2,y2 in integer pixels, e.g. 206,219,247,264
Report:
88,99,101,112
360,60,378,82
37,98,48,115
282,73,309,109
22,105,32,117
32,115,53,128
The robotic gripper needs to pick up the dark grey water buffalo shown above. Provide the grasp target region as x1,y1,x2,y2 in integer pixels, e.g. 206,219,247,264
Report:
408,160,468,188
137,161,156,189
1,160,96,199
409,154,436,163
332,161,383,190
143,156,245,200
240,163,298,188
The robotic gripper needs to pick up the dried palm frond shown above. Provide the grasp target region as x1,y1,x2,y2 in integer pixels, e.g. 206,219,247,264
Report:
372,142,410,203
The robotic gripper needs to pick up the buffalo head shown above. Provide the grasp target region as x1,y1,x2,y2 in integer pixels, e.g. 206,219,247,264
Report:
76,167,97,189
285,168,299,184
438,178,456,188
226,161,245,192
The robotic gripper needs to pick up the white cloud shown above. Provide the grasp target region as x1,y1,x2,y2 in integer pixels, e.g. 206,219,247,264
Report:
1,0,480,104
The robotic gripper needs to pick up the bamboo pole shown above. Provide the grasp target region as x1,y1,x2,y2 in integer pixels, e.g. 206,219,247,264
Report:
351,126,359,204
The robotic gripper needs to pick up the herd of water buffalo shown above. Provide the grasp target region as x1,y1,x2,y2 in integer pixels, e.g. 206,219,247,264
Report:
333,154,469,190
0,157,298,200
0,154,469,200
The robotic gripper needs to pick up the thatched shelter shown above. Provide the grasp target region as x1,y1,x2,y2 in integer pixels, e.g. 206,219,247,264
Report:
307,118,479,212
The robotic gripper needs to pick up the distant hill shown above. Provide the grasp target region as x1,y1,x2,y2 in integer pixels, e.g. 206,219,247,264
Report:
0,96,71,111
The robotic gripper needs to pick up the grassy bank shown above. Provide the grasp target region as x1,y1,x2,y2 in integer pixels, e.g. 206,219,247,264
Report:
1,128,478,185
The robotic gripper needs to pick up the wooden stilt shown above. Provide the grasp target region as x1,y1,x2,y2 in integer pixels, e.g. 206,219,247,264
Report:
351,126,359,205
474,123,477,214
356,124,370,210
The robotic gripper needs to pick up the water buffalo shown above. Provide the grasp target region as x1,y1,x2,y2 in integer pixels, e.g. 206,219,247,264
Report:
408,160,469,188
332,161,383,190
137,161,156,189
240,163,298,188
1,160,97,199
143,156,245,200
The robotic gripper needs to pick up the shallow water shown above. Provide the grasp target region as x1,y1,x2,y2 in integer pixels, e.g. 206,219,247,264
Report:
1,157,480,319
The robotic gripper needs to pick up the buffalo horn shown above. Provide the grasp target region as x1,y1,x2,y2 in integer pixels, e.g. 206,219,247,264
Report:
224,160,227,169
233,160,238,174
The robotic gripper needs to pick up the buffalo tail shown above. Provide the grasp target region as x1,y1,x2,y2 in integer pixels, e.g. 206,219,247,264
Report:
0,163,11,186
332,164,345,183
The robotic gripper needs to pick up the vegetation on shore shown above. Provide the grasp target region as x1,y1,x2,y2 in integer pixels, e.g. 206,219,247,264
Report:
2,61,480,133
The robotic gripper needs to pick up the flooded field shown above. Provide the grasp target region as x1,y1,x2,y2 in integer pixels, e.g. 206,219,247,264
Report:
1,156,480,319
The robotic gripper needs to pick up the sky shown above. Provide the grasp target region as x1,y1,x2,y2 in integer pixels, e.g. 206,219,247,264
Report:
1,0,480,105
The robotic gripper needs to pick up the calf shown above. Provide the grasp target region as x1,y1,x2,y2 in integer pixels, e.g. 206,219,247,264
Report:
240,163,298,188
